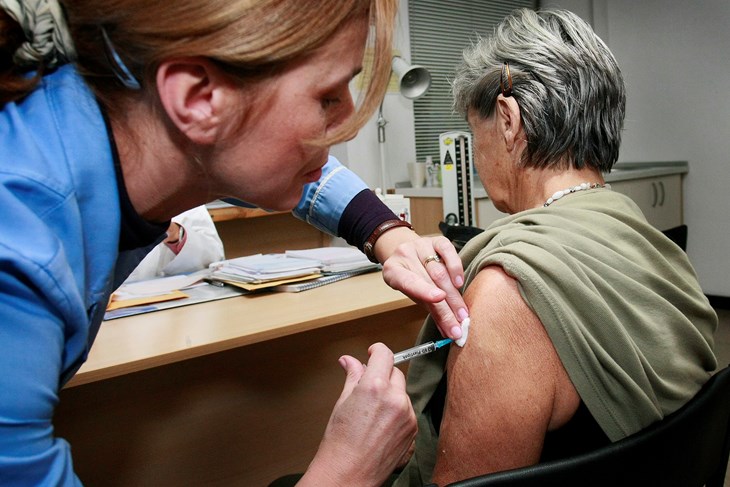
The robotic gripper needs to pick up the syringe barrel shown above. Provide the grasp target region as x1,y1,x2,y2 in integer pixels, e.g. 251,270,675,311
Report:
394,342,436,365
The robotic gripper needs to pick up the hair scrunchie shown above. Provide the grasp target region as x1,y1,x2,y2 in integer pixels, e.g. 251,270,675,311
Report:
0,0,76,68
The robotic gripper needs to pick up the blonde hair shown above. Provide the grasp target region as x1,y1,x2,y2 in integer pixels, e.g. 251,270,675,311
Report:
27,0,395,145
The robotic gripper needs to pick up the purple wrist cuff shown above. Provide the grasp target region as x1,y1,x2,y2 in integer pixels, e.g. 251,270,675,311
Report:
338,189,398,251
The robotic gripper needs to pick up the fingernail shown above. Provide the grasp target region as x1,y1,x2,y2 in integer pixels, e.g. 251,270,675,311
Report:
430,288,444,299
450,325,463,340
455,276,464,287
338,357,347,368
458,308,469,322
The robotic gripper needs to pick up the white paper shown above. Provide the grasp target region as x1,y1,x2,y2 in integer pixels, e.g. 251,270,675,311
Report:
114,270,209,299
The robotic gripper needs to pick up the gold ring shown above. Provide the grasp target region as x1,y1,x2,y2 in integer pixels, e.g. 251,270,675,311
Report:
423,255,441,266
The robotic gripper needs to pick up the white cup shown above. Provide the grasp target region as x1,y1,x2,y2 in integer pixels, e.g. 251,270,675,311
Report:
408,162,427,188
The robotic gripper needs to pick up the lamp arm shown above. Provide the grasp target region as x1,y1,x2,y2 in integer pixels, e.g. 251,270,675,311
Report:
377,100,387,144
377,100,388,190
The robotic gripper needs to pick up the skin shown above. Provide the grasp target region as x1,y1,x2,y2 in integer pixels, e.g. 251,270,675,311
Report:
300,343,417,486
105,16,459,485
160,221,183,254
117,21,368,219
378,229,469,338
431,267,580,483
430,95,608,484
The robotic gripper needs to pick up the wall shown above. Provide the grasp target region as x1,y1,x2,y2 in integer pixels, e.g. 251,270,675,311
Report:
545,0,730,296
336,0,418,190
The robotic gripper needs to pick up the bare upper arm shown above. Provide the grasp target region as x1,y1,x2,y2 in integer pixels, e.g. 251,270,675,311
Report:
431,265,580,485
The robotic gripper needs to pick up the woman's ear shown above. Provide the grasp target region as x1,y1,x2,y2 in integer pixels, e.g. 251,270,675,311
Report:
156,58,228,145
495,95,523,152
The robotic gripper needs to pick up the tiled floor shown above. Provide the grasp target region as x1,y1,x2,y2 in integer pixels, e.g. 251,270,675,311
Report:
715,308,730,487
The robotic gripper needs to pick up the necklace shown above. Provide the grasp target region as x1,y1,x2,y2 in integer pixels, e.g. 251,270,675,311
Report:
543,182,610,207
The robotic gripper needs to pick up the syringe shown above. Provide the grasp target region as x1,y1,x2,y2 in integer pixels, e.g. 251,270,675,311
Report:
393,338,453,365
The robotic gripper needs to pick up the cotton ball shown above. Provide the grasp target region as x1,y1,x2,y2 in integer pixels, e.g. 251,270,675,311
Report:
455,317,470,347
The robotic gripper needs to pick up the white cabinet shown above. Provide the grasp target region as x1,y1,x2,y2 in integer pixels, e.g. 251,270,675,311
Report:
475,198,507,228
610,175,683,230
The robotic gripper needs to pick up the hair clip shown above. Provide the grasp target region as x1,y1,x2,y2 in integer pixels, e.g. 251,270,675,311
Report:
100,27,141,90
500,62,513,97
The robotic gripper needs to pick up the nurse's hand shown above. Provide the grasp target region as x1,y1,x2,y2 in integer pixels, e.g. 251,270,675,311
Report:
299,343,417,486
374,227,468,340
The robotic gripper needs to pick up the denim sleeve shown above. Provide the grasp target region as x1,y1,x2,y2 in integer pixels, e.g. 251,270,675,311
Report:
292,156,368,236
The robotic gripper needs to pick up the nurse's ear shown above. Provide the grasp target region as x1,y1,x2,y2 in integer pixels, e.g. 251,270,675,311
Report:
156,58,232,145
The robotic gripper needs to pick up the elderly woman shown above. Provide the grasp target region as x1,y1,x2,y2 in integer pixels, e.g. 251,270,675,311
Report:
393,8,717,486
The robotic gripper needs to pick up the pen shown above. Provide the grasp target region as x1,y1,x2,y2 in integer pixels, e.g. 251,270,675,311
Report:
393,338,453,365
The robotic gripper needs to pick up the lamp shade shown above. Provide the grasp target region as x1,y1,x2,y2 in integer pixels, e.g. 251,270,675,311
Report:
391,56,431,99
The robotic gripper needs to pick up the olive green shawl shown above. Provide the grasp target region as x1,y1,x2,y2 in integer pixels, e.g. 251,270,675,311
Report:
394,189,717,486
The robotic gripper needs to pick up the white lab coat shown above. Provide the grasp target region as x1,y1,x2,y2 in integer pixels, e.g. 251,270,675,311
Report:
124,205,225,282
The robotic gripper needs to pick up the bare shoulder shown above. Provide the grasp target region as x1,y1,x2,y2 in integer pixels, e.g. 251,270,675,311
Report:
431,265,579,484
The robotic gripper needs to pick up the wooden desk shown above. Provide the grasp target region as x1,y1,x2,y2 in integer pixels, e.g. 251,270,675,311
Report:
56,272,427,486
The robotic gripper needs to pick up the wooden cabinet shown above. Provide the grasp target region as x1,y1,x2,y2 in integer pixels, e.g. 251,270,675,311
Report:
609,174,683,230
408,197,444,235
208,207,331,258
213,213,330,258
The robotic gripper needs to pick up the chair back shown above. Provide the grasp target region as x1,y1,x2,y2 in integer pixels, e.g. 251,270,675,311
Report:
662,224,688,251
447,366,730,487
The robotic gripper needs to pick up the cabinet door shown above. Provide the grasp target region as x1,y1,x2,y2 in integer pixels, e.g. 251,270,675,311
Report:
409,197,445,236
610,175,683,230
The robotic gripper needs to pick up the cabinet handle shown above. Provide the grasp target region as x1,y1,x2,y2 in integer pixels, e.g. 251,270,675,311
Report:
658,181,665,206
651,182,658,207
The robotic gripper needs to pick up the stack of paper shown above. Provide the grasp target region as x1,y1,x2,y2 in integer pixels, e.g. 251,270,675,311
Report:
210,253,322,284
208,247,381,292
107,270,210,311
105,271,247,320
285,247,378,273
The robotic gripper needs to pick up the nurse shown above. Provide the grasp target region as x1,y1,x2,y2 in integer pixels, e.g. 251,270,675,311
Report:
0,0,467,485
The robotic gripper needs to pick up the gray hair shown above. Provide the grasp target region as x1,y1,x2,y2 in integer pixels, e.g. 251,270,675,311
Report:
452,8,626,172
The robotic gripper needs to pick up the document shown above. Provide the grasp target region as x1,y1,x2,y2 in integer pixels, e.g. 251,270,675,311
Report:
104,282,246,320
113,271,208,300
285,247,377,273
207,247,379,292
209,253,322,283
